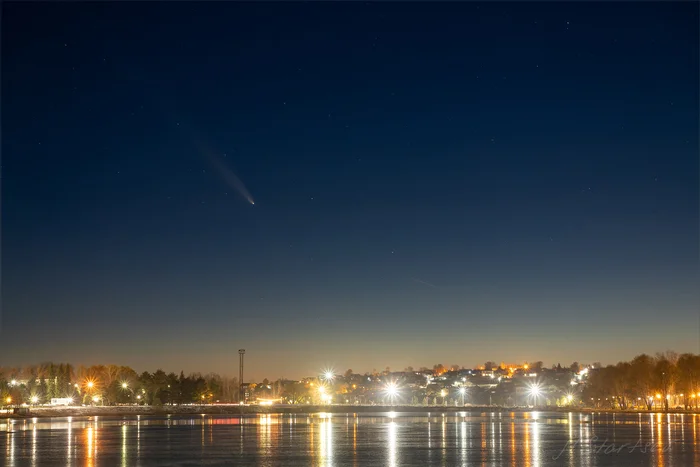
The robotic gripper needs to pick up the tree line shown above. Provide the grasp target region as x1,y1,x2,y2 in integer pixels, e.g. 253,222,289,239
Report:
582,352,700,410
0,363,238,406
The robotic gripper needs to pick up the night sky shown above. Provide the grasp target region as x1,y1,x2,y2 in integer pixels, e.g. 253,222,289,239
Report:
2,3,698,380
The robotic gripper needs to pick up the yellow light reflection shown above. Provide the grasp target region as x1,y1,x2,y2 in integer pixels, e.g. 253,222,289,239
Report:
85,427,94,467
353,421,357,460
523,419,531,467
657,414,664,467
510,421,516,467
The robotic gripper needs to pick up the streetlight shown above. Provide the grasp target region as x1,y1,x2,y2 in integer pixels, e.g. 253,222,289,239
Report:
385,382,399,406
528,383,541,406
30,396,39,405
440,389,447,406
122,382,129,389
458,387,466,406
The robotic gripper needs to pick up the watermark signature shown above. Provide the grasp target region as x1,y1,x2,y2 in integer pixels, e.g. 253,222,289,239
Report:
553,436,673,460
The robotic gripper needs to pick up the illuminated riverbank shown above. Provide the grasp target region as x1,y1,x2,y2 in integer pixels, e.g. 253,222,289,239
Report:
3,404,699,419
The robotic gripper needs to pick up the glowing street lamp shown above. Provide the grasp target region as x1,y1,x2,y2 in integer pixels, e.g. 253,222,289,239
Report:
323,370,335,382
528,383,541,406
30,396,39,405
384,382,399,406
458,387,466,406
122,382,129,389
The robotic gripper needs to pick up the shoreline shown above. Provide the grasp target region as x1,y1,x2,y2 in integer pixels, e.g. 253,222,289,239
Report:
3,405,698,420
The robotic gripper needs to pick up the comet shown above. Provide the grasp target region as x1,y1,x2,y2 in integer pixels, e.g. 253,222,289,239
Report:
203,148,255,205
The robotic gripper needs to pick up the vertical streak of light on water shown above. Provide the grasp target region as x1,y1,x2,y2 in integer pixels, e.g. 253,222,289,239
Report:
479,420,485,467
121,425,127,467
317,417,325,467
8,421,16,467
441,416,446,460
66,418,72,467
568,413,574,467
327,418,334,467
657,413,664,467
582,413,591,467
137,416,141,459
459,420,466,465
31,422,37,467
510,419,516,467
94,420,99,461
388,421,397,467
667,413,672,467
86,427,93,467
239,418,244,455
532,418,540,467
498,418,503,464
681,414,685,444
352,419,358,467
523,418,530,467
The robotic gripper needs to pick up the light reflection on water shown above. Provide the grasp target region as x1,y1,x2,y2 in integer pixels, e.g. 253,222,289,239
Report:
2,411,700,466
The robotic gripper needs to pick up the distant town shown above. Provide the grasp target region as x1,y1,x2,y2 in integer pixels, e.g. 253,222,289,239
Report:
2,351,699,413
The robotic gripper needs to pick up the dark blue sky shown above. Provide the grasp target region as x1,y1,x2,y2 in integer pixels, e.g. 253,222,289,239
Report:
2,3,698,379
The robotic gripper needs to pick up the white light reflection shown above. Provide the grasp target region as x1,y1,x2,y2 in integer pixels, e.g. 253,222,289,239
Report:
66,418,72,467
9,424,15,466
441,417,446,450
460,420,467,465
532,418,540,467
31,423,37,467
258,415,272,458
121,424,127,467
137,416,141,458
318,416,334,466
490,421,496,459
388,421,397,467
